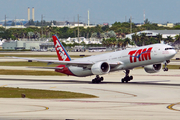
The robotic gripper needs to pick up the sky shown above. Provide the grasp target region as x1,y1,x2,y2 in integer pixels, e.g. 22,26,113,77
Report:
0,0,180,24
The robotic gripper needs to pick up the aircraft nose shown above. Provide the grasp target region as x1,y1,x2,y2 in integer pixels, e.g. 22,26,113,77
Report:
169,49,177,58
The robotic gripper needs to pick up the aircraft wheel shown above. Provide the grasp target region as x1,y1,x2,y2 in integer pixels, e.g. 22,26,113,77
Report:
164,68,168,71
124,76,129,83
92,79,96,83
92,78,102,83
96,78,102,83
97,80,101,83
121,78,125,83
130,76,133,80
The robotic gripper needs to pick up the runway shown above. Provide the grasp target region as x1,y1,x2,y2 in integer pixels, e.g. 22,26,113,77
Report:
0,69,180,119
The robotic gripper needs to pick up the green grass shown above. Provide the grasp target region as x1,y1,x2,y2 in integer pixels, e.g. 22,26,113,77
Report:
2,54,89,58
0,61,57,67
0,69,65,76
135,65,180,69
0,87,97,99
3,54,57,57
166,65,180,69
0,62,179,76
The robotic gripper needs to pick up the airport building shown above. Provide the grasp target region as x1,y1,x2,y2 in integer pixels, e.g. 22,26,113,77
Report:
126,30,180,39
2,37,102,50
2,41,54,50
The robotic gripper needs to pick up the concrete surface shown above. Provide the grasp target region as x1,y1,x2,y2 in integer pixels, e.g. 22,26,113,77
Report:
0,51,180,119
0,69,180,120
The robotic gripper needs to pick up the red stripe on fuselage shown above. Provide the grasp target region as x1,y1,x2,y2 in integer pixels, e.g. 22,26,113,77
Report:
55,65,75,76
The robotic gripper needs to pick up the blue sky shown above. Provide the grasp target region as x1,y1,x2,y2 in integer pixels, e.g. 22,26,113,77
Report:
0,0,180,24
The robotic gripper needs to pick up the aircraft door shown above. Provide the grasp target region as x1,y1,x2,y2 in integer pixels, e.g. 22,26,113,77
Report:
153,47,163,58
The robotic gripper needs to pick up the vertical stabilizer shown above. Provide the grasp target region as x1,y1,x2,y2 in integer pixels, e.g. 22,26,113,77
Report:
52,35,71,61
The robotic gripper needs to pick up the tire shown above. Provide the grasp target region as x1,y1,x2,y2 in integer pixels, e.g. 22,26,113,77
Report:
164,68,168,71
92,79,96,83
96,78,101,83
130,76,133,80
121,78,124,83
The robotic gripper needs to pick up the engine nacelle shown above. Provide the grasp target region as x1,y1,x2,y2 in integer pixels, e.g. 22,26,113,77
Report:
144,64,162,73
91,62,110,75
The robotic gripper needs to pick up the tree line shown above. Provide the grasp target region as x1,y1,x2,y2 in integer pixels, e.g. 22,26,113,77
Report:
1,20,180,48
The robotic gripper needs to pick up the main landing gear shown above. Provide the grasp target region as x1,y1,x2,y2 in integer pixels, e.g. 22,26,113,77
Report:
163,60,170,71
92,75,104,83
121,70,133,83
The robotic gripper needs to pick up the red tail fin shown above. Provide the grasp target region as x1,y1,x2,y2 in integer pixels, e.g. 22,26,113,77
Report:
52,35,71,61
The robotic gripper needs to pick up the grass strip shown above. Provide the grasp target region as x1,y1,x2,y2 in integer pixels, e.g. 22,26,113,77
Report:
1,54,89,58
0,62,180,69
0,61,57,67
0,69,65,76
166,65,180,69
135,65,180,69
0,87,97,99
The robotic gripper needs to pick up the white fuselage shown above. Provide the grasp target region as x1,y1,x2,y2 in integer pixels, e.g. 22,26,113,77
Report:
67,44,176,77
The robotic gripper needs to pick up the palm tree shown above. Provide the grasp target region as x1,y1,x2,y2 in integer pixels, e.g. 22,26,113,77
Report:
111,37,117,48
123,38,130,48
108,38,113,48
175,34,180,42
139,33,147,46
131,33,139,46
102,39,107,47
117,38,124,48
156,33,162,43
165,36,174,44
174,34,180,50
106,39,112,48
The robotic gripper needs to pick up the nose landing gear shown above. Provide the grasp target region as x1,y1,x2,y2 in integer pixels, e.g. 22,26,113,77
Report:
163,60,170,71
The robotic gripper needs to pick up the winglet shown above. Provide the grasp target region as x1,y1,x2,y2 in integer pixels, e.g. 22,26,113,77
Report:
52,35,71,61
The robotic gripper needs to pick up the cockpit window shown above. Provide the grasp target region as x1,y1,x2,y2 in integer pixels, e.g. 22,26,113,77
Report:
165,48,175,50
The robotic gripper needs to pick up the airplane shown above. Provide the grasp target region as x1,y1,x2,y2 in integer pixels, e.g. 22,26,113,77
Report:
13,35,177,83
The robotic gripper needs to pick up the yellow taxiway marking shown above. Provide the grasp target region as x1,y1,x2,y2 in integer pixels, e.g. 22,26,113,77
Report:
45,106,49,110
35,105,49,111
50,86,57,89
167,102,180,111
0,85,7,87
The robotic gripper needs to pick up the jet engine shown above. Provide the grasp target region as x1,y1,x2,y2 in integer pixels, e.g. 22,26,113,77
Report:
91,62,110,75
144,64,162,73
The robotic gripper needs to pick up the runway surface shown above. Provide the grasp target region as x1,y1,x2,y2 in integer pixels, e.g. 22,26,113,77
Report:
0,51,180,119
0,69,180,120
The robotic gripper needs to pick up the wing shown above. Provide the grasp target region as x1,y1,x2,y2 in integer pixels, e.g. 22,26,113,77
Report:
12,57,93,66
12,57,123,68
28,66,64,69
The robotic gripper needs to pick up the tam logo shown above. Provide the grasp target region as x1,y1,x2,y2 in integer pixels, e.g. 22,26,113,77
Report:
55,40,67,61
128,47,153,63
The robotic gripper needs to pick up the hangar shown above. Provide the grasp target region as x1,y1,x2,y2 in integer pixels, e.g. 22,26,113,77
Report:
126,30,180,40
2,41,54,50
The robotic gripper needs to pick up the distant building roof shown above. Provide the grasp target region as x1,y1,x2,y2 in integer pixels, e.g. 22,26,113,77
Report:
126,30,180,39
146,30,180,34
0,20,28,26
56,21,84,26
